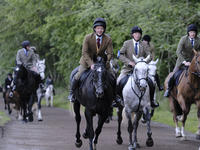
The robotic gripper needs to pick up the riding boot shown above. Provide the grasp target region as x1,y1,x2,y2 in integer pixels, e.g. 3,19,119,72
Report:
112,85,123,107
53,89,56,96
68,79,78,102
148,77,159,108
164,76,174,97
155,73,164,91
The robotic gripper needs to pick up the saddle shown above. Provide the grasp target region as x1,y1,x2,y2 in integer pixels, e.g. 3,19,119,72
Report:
174,68,185,86
30,70,41,83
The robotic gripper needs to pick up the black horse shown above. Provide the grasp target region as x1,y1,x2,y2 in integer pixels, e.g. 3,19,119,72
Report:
13,64,40,123
71,56,114,150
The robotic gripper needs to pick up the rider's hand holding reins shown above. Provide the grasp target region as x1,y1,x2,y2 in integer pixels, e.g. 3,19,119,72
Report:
91,64,94,70
129,62,135,67
184,62,191,66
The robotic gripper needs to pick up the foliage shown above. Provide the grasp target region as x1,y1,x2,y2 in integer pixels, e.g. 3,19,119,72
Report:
0,0,200,87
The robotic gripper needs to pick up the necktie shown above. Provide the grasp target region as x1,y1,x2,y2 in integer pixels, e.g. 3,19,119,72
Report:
97,38,100,48
25,50,27,56
135,42,138,55
191,39,194,47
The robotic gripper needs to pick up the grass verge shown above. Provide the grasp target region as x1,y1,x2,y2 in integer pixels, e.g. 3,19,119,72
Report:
0,111,11,126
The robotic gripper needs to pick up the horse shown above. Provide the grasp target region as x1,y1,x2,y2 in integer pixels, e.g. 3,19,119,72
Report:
13,63,40,123
45,84,54,107
116,55,154,150
33,59,46,121
5,88,22,120
71,55,114,150
164,49,200,141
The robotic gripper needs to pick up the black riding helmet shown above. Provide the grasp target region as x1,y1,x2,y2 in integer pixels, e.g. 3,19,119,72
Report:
93,18,106,34
7,73,12,76
131,26,142,35
22,40,31,49
142,35,151,42
187,24,198,34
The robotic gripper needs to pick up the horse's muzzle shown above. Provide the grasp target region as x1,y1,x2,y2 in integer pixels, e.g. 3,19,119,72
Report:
95,90,104,98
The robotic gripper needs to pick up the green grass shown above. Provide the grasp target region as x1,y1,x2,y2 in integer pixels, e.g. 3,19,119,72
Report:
0,111,11,126
44,86,199,134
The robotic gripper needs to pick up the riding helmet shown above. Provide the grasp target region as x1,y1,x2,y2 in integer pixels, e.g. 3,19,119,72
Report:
142,35,151,42
93,18,106,32
131,26,142,35
187,24,198,33
22,40,31,49
7,73,12,76
30,46,36,52
48,75,51,78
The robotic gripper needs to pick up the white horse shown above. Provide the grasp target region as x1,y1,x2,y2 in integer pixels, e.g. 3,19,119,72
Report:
35,59,46,121
45,84,54,107
119,55,153,150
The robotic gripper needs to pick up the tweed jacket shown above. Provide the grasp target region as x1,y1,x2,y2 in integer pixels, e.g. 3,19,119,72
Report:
176,35,200,68
16,48,36,69
149,43,155,60
79,33,113,68
34,53,40,61
119,39,152,74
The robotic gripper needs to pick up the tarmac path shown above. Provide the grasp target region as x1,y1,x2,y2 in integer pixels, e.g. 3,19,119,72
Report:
0,94,199,150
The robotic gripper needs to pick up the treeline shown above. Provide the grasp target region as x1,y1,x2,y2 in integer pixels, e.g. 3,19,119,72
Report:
0,0,200,86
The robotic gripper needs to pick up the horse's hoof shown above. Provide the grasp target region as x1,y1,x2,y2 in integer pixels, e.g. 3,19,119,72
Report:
181,136,187,141
133,142,140,148
146,138,154,147
116,137,123,145
22,119,28,124
75,139,82,148
176,132,182,138
38,118,43,121
9,109,12,115
141,118,147,123
105,118,110,124
28,116,34,122
196,134,200,140
82,130,88,139
128,147,135,150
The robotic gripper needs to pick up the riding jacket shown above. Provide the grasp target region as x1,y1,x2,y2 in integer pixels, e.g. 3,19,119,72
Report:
119,39,152,75
5,77,13,91
176,35,200,69
16,48,36,70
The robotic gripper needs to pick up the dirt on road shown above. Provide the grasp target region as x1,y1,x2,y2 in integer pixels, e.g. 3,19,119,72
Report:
0,95,199,150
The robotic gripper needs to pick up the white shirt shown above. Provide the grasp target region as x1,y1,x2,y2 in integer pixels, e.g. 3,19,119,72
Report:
96,35,103,45
132,39,139,55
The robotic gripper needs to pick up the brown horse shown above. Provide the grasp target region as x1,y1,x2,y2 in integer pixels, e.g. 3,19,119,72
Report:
164,49,200,141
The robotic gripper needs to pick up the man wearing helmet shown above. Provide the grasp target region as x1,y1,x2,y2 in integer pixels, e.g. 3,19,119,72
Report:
164,24,200,97
11,41,45,95
117,26,159,108
5,73,13,92
30,46,40,61
142,34,163,91
68,18,121,105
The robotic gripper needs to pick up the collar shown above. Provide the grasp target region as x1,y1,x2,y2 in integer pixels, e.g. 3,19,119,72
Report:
96,34,103,41
133,39,139,45
189,36,195,41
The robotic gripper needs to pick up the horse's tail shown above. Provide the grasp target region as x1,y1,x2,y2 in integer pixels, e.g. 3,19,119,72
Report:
122,107,135,124
69,102,84,117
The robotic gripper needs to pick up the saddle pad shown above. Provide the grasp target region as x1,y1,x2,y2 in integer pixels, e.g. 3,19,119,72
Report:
175,68,185,85
118,73,131,97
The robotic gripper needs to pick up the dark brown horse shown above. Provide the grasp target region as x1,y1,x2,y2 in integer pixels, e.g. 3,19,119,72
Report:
164,49,200,141
71,56,114,150
13,64,39,123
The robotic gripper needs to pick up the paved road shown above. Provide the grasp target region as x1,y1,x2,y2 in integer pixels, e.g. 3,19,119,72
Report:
0,94,200,150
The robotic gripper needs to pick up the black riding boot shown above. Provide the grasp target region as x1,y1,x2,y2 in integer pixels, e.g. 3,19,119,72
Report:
148,77,159,108
155,73,164,91
68,79,78,102
53,89,56,95
164,76,174,97
112,84,123,107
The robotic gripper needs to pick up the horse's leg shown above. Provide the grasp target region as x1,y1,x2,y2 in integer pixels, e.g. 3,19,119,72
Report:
22,99,27,123
46,96,49,107
196,100,200,140
7,101,12,115
84,108,94,150
51,95,53,107
73,100,82,148
93,112,108,149
37,95,43,121
27,94,35,122
116,105,123,145
144,108,154,147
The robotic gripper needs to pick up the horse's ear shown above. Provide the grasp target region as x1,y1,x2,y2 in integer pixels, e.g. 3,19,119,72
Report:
144,55,151,63
93,54,97,62
193,48,198,55
155,59,159,64
132,54,138,63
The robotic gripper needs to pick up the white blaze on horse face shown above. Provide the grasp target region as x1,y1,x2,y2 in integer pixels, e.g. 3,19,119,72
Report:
16,67,19,71
97,67,102,72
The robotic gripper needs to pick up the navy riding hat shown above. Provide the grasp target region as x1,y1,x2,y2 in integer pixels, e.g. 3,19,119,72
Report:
187,24,198,33
131,26,142,35
22,40,31,49
93,18,106,34
7,73,12,76
142,35,151,42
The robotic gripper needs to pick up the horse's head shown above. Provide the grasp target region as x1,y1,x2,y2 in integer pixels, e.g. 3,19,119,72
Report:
36,59,46,80
148,59,159,86
132,55,151,91
13,64,27,86
92,55,108,98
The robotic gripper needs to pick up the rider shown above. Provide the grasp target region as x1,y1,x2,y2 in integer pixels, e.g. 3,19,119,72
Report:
68,18,122,105
5,73,13,92
45,75,55,95
142,34,164,91
30,46,40,61
11,41,46,95
117,26,159,108
164,24,200,97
